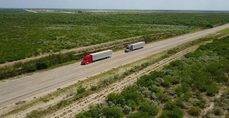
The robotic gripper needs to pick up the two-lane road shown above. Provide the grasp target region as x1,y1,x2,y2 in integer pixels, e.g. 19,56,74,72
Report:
0,24,228,109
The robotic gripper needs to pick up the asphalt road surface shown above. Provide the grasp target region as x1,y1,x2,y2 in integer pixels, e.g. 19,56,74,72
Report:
0,24,228,109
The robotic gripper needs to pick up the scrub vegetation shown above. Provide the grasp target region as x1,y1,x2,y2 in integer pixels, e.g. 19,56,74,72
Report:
76,36,229,118
0,12,229,80
1,12,229,63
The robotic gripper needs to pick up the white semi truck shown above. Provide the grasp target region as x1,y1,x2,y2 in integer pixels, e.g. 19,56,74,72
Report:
125,41,145,52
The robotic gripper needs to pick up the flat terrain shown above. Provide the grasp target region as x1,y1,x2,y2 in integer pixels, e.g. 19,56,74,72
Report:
50,45,200,118
1,12,229,63
0,24,228,111
76,30,229,118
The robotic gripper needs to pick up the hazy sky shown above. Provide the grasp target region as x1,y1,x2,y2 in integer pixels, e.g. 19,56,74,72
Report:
0,0,228,11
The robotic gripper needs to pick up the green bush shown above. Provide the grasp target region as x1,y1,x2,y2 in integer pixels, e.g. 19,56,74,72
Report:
160,108,183,118
76,105,103,118
36,62,48,70
90,85,98,91
175,98,185,108
188,107,201,116
26,110,43,118
102,106,124,118
161,77,172,87
205,82,218,96
128,112,150,118
213,108,223,116
159,101,184,118
175,85,189,97
123,105,132,114
107,93,120,104
193,97,206,108
77,86,86,95
139,101,158,116
206,24,214,28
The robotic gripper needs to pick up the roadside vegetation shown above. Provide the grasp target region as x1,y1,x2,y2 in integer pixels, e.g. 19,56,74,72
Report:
0,12,197,63
0,12,229,63
75,36,229,118
1,12,229,63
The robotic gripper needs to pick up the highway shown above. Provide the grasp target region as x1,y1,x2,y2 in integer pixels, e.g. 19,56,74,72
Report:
0,24,228,110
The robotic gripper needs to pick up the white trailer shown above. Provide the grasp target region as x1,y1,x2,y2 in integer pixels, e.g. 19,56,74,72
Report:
91,50,113,61
125,41,145,52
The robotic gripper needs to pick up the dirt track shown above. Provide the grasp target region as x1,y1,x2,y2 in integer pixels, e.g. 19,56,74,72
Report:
0,24,228,113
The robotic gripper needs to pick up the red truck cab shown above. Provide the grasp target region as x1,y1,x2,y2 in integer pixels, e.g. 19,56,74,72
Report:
81,54,93,65
81,50,113,65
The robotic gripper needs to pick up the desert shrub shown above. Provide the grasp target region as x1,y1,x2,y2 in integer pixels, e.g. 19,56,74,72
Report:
77,86,86,95
193,97,206,108
36,61,48,70
90,85,98,91
75,113,88,118
191,70,219,96
106,86,143,110
102,106,124,118
139,101,158,116
175,84,189,97
206,24,214,28
128,112,150,118
123,105,132,114
161,77,172,87
175,98,185,108
205,82,218,96
26,110,43,118
143,35,151,43
188,107,201,116
160,108,183,118
107,93,120,104
101,79,112,86
213,108,223,116
76,105,103,118
137,71,164,87
167,60,184,70
161,101,184,118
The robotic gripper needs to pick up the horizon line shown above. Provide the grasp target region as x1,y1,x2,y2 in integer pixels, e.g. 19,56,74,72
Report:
0,8,229,12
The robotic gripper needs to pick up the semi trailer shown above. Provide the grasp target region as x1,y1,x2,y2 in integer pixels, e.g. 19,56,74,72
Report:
81,50,113,65
125,41,145,52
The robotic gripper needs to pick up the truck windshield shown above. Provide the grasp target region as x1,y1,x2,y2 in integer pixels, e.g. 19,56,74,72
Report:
127,45,131,49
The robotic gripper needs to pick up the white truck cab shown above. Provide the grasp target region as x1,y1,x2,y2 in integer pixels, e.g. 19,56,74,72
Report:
125,41,145,53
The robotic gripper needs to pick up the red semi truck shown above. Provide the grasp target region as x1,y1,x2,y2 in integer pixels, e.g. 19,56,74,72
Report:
81,50,113,65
